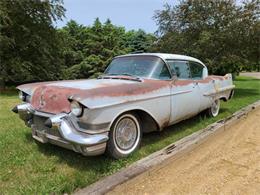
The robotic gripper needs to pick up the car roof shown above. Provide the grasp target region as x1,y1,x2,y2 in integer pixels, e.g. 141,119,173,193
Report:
116,53,206,67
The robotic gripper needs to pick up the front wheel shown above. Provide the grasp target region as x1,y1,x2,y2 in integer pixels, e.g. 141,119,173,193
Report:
208,99,220,117
106,113,142,159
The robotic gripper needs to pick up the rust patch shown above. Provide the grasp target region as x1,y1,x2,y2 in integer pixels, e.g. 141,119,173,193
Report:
30,80,170,114
31,86,79,114
173,76,227,87
17,79,88,94
173,80,193,86
161,120,169,129
173,79,209,86
207,75,226,81
28,75,228,114
72,79,170,100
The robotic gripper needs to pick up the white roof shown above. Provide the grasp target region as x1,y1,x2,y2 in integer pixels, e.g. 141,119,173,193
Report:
117,53,205,66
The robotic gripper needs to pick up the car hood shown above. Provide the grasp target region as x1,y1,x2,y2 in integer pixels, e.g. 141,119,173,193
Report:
17,79,133,95
17,78,170,114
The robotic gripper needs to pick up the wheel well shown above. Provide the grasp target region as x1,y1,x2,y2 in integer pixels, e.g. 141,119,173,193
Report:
133,110,159,133
112,109,159,133
220,89,234,102
110,109,159,133
220,97,227,102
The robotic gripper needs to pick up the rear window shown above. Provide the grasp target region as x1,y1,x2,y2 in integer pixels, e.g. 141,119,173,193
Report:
189,62,204,79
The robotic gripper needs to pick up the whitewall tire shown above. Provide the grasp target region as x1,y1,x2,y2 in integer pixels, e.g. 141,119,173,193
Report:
106,113,142,159
208,99,220,117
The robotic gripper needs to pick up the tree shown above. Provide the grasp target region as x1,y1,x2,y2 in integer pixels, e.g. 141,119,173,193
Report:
239,0,260,71
154,0,260,75
0,1,166,86
0,0,65,89
124,29,156,52
61,18,127,79
60,19,155,80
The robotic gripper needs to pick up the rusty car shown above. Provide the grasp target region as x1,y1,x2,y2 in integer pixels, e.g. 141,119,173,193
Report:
12,53,235,159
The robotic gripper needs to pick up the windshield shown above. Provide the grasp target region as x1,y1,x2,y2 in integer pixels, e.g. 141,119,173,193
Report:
105,56,171,80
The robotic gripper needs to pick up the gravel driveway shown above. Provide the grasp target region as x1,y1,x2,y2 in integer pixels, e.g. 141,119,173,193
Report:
109,107,260,195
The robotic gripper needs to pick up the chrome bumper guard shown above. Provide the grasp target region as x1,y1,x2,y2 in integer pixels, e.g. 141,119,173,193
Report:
12,103,109,156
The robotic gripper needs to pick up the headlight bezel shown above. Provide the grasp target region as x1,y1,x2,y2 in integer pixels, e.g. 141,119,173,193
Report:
70,100,83,117
18,91,31,102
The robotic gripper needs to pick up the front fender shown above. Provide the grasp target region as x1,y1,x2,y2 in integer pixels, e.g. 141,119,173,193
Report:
79,95,171,131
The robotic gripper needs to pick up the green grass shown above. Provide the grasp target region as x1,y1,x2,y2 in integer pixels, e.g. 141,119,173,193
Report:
0,76,259,194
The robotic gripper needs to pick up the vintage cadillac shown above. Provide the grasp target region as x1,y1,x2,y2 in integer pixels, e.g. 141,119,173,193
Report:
12,53,235,159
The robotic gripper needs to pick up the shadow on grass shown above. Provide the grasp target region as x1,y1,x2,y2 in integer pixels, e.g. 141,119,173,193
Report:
233,88,260,99
235,77,260,82
25,131,114,173
23,110,216,181
142,111,211,145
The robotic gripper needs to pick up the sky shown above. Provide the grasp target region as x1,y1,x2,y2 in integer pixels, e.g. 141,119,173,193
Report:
55,0,178,33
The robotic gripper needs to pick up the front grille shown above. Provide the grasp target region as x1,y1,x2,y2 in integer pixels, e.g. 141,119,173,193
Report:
33,115,61,137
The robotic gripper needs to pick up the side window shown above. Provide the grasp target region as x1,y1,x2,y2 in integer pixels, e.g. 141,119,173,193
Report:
189,62,204,79
167,60,191,79
151,63,171,80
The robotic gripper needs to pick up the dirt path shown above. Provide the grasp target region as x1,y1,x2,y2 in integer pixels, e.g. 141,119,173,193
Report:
240,72,260,79
108,108,260,195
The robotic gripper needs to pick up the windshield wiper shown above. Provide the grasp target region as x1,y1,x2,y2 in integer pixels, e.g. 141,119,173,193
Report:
98,73,142,82
121,73,133,76
104,73,118,76
102,73,137,77
119,73,142,80
105,73,134,76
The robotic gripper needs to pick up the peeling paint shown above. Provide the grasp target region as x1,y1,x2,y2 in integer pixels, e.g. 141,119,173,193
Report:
21,74,233,114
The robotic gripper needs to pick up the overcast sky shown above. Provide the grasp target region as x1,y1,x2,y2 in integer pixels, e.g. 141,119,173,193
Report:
55,0,178,33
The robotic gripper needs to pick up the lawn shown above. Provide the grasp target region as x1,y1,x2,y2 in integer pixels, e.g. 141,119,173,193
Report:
0,76,259,194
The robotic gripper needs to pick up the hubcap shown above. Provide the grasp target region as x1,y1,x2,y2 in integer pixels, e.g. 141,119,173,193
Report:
211,99,220,116
115,118,137,150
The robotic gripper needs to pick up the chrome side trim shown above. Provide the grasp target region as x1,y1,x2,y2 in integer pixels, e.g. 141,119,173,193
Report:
204,85,235,96
172,90,192,95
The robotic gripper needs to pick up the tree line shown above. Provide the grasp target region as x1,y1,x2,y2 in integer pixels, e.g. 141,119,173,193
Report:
153,0,259,76
0,0,259,89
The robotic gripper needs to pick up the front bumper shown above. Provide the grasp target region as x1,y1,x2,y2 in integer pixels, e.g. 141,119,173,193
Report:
12,103,109,156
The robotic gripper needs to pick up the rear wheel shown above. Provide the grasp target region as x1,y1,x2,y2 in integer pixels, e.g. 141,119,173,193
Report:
106,113,142,159
208,99,220,117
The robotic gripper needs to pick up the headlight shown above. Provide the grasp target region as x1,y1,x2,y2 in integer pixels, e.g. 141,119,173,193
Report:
18,91,31,102
70,101,83,116
19,91,25,100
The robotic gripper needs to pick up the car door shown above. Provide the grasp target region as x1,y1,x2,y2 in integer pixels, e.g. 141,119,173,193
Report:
166,60,201,124
189,61,211,112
